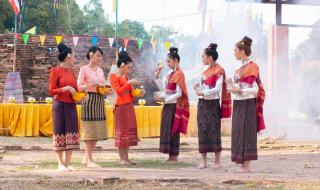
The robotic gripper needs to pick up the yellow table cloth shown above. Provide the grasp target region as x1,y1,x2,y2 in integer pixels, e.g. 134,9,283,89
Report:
0,104,199,138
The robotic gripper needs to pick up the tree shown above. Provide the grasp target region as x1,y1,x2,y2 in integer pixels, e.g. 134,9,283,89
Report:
292,20,320,65
23,0,55,34
59,0,87,34
0,0,15,33
119,20,150,41
149,25,175,42
82,0,114,36
299,64,320,119
293,20,320,119
23,0,88,34
0,0,89,35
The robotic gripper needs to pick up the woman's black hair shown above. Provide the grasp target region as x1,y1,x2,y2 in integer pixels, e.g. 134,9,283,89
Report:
204,43,218,61
58,43,72,62
86,46,104,60
167,47,180,62
117,51,132,68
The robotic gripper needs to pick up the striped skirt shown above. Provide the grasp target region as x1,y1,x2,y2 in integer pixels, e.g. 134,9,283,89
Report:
231,98,258,164
81,92,107,141
52,101,80,151
197,99,222,153
159,104,180,156
114,103,138,147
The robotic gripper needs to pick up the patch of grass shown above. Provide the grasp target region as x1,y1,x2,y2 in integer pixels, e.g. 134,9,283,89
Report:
0,179,211,190
271,185,285,190
38,161,84,170
16,165,34,171
226,181,320,190
37,158,193,170
295,182,320,190
245,181,259,188
97,159,193,169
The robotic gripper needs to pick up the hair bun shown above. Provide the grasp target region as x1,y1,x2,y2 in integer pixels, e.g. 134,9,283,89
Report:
169,47,178,54
117,51,132,67
118,51,129,59
58,43,68,53
208,43,217,51
242,36,252,46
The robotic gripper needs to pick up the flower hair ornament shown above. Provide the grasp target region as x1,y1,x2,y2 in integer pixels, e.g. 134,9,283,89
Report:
89,52,94,56
67,53,71,58
121,62,125,67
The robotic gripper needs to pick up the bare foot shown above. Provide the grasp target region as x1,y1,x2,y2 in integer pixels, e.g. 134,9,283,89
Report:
58,165,69,172
66,165,76,171
198,164,207,169
119,160,131,165
235,167,250,173
212,163,222,169
86,162,101,168
81,157,87,165
127,159,137,165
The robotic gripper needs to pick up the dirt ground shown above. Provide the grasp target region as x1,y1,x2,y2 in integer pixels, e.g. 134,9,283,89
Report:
0,136,320,190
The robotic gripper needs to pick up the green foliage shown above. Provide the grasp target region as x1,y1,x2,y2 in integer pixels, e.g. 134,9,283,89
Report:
292,20,320,64
292,20,320,118
150,25,175,42
0,0,15,33
23,0,55,34
299,64,320,118
82,0,113,35
0,0,176,41
119,20,150,41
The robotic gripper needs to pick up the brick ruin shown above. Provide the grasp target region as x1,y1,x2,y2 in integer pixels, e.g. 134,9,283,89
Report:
0,34,160,105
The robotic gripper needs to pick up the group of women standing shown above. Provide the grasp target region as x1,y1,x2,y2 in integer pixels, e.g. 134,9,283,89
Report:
48,35,265,173
49,43,143,171
154,36,265,173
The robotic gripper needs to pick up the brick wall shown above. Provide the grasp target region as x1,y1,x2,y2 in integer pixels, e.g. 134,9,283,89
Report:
0,34,159,104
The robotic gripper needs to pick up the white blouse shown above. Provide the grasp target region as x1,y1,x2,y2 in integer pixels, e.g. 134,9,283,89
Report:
232,61,259,100
198,75,223,100
154,70,182,104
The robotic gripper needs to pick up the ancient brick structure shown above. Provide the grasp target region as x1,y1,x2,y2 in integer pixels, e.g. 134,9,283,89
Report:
0,34,159,104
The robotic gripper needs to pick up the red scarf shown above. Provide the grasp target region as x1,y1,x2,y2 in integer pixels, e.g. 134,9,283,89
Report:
203,64,232,118
236,61,266,133
166,69,190,134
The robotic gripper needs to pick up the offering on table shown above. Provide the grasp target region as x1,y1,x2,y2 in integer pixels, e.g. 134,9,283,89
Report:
8,96,16,103
138,99,146,106
28,97,36,103
45,97,53,104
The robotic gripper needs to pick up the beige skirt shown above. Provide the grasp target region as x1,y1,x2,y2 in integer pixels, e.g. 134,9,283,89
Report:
81,120,107,140
80,93,107,141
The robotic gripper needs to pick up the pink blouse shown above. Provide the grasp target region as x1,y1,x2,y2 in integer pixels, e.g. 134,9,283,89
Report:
77,65,106,93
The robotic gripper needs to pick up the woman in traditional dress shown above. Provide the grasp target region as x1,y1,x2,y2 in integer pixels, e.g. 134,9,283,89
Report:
154,47,190,163
193,43,231,169
77,46,109,168
49,43,80,171
226,36,266,172
110,51,144,165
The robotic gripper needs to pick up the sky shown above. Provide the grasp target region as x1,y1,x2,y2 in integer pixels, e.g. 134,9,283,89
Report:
75,0,320,51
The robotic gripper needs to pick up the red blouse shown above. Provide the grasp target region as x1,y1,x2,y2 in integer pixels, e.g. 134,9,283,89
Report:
49,66,78,103
110,73,134,105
